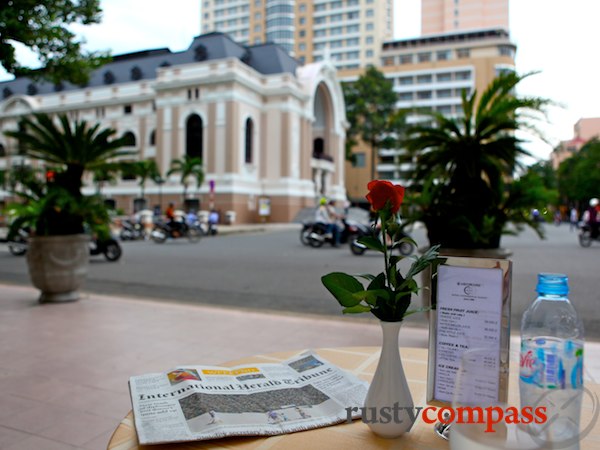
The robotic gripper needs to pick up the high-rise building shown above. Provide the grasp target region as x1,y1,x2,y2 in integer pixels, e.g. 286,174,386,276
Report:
421,0,509,35
342,28,516,201
200,0,394,70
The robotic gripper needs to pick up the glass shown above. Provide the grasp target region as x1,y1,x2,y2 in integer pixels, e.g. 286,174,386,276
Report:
449,348,544,450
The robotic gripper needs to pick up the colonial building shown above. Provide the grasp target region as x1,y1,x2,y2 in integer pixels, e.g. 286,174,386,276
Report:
0,32,347,223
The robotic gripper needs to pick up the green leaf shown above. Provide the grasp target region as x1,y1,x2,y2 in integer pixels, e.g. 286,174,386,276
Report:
367,272,386,290
357,235,385,253
343,304,372,314
321,272,364,307
356,273,376,282
354,289,390,305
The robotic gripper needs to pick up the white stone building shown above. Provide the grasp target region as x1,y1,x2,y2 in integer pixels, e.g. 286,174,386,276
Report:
0,32,347,223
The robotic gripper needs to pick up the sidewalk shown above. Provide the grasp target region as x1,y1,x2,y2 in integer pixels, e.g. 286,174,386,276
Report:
0,282,597,450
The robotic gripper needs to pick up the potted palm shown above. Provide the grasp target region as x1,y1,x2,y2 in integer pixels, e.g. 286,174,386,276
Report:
402,72,552,252
5,113,132,302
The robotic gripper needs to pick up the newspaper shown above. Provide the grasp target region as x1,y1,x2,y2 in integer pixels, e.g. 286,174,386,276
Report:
129,351,368,445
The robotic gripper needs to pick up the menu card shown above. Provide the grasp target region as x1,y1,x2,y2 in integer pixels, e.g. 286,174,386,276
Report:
433,265,503,403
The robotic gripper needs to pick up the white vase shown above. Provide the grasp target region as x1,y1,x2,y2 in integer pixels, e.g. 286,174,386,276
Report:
363,320,414,438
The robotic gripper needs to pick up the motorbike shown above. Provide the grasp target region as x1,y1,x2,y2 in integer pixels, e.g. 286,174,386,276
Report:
150,220,201,243
7,229,122,262
119,218,146,241
349,224,415,256
578,221,600,247
301,218,367,248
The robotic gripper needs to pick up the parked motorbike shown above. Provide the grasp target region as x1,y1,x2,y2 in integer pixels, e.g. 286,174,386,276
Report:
119,218,146,241
150,220,201,243
7,229,122,261
302,218,367,248
578,221,600,247
89,236,123,261
349,225,415,256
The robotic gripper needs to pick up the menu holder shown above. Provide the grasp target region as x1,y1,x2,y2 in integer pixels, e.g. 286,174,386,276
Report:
425,256,512,406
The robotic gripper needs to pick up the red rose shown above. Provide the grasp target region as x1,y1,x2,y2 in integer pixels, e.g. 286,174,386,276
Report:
366,180,405,214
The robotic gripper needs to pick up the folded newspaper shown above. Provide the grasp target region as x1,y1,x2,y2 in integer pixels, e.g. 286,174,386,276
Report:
129,351,368,445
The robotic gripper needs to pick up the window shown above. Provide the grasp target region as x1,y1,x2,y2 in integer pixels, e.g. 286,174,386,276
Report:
121,163,137,181
418,52,431,63
366,50,373,58
149,130,156,146
437,89,452,98
299,30,306,37
352,152,366,168
456,48,470,58
366,9,374,17
417,91,432,99
437,72,452,82
122,132,136,147
0,144,5,157
499,45,514,57
299,3,306,12
186,114,204,160
366,36,373,44
398,92,413,101
437,105,453,114
299,17,305,24
124,104,132,114
366,22,374,31
245,118,254,164
399,54,412,64
437,50,450,61
417,74,432,84
455,70,471,80
299,43,306,51
399,76,413,85
382,57,394,66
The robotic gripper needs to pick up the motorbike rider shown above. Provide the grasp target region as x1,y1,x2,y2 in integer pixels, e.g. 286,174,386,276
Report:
315,198,341,247
583,198,600,239
165,202,185,236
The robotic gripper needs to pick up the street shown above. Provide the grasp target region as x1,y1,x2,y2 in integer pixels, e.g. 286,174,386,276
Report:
0,222,599,338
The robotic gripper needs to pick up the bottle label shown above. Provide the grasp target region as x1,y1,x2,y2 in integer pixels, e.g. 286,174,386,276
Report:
519,339,583,389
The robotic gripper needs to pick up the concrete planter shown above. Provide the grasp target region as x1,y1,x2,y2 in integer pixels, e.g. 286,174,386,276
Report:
26,234,89,303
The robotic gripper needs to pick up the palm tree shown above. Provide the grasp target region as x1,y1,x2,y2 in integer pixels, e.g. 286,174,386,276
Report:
167,155,204,204
132,159,160,207
402,72,551,249
5,113,134,235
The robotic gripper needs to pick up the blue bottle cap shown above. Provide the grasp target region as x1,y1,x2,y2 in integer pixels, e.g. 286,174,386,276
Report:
536,273,569,295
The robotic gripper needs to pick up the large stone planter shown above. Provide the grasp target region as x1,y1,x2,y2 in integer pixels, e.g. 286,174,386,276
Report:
27,234,89,303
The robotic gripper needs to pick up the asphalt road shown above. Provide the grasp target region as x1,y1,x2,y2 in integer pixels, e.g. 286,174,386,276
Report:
1,222,599,338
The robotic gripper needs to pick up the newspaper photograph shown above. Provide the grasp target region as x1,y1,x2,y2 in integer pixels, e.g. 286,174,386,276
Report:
129,351,368,445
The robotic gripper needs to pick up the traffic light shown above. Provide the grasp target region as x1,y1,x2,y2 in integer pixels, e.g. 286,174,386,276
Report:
46,170,56,183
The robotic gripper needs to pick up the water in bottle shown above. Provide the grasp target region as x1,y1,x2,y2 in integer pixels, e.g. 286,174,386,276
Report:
519,273,584,449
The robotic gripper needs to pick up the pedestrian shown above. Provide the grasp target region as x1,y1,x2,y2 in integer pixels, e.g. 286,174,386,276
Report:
208,209,219,235
570,207,579,231
583,198,600,239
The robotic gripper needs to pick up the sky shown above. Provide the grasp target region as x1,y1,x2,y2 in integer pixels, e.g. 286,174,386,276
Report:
2,0,599,161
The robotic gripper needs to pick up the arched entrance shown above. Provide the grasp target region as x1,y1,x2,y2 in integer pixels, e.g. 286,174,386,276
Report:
312,82,335,197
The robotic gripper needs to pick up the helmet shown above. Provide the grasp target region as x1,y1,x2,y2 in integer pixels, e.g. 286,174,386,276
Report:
319,197,327,206
590,198,599,207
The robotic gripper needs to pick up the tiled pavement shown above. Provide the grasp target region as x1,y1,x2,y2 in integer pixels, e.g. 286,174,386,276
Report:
0,281,598,450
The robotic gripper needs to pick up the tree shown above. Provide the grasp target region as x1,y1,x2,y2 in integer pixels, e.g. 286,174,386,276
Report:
4,113,134,235
557,139,600,207
167,155,204,203
132,159,160,206
343,66,398,179
402,72,552,249
0,1,110,85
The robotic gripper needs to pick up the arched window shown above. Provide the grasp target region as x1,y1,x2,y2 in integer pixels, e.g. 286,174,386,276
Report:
186,114,203,159
313,138,324,158
122,132,136,147
149,129,156,146
0,143,5,157
244,118,254,164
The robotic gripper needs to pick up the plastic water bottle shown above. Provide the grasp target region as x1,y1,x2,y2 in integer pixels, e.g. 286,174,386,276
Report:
519,273,584,449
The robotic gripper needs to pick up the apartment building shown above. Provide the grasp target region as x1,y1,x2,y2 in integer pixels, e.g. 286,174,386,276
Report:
200,0,394,70
422,0,509,35
551,117,600,169
341,28,516,201
0,33,348,223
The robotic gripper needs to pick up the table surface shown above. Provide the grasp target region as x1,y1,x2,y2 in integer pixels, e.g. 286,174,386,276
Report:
107,346,600,450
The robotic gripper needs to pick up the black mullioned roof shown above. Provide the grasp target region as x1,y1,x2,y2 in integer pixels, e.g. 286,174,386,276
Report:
0,32,300,99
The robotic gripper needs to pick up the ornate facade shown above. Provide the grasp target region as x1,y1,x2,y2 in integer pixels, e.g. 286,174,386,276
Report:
0,32,347,223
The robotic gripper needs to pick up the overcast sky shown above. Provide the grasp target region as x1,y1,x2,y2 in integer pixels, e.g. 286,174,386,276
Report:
3,0,598,161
